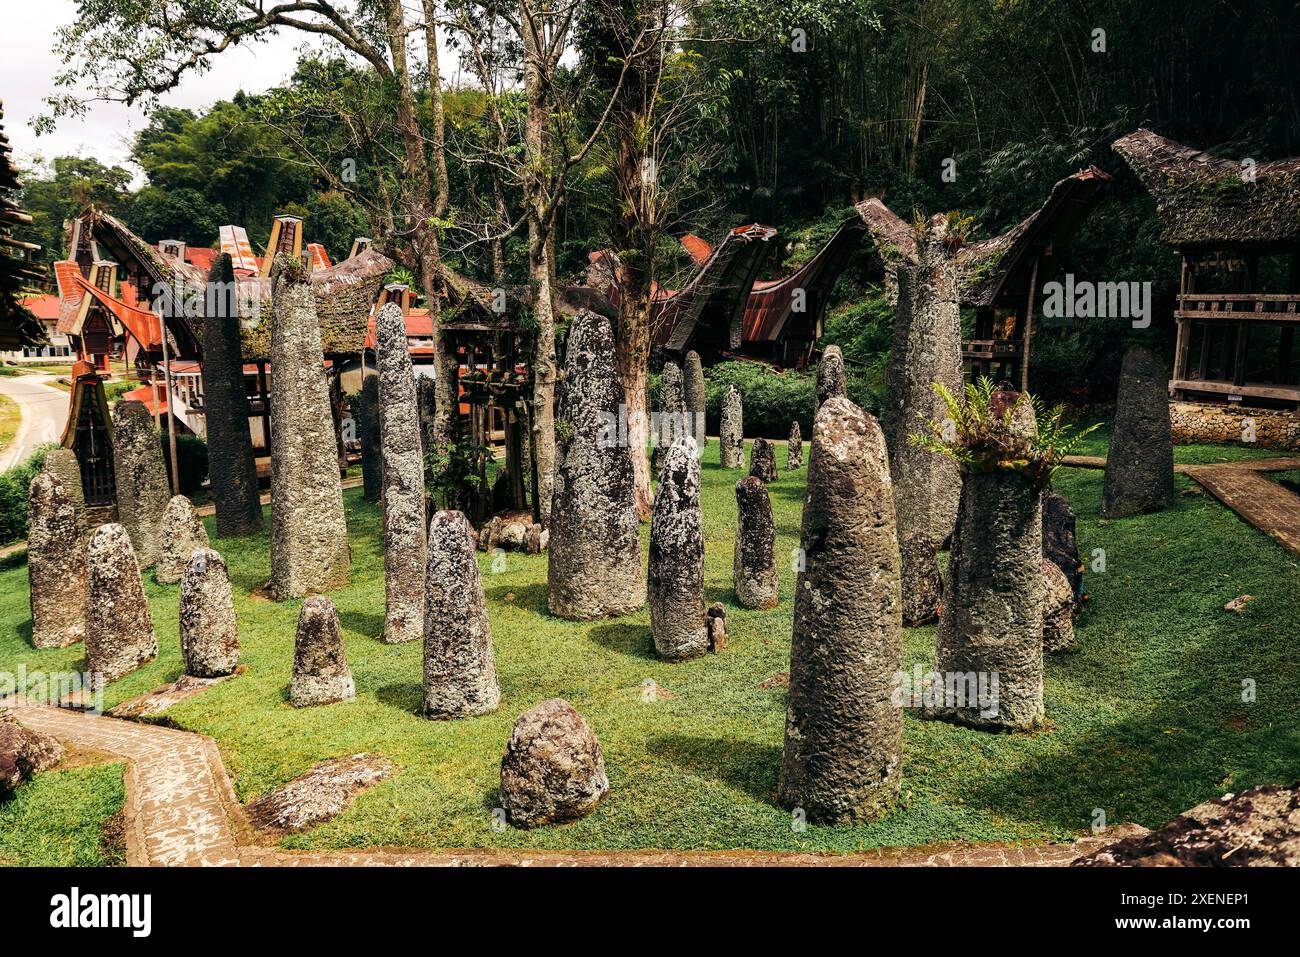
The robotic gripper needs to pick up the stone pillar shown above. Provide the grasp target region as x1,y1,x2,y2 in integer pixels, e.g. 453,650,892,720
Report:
357,373,381,503
376,302,426,644
111,399,171,568
815,344,847,407
180,548,239,677
929,388,1043,731
733,476,778,609
202,253,263,536
1043,491,1083,605
719,385,744,468
648,438,707,661
41,448,86,534
683,350,706,447
778,398,902,824
653,360,684,475
787,421,803,470
85,523,157,685
1101,344,1175,518
500,698,610,828
749,437,778,482
880,219,963,624
1041,559,1076,654
423,510,501,718
268,255,351,600
547,310,645,620
290,595,355,707
27,471,86,649
155,495,210,585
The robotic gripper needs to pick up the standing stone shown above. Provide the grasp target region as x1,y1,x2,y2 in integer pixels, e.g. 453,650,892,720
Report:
1101,344,1175,519
928,388,1044,730
652,361,683,475
719,386,744,468
815,344,847,407
547,310,645,620
357,374,381,503
683,350,706,447
111,399,171,568
1043,490,1083,605
269,256,351,600
749,437,778,482
180,548,239,677
880,219,964,624
376,302,427,644
41,449,86,534
787,421,803,470
417,373,438,457
1041,559,1076,654
85,524,156,685
648,438,707,661
202,253,263,536
27,471,86,649
290,595,355,707
733,476,778,609
499,698,610,828
155,495,210,585
778,398,903,824
423,510,501,718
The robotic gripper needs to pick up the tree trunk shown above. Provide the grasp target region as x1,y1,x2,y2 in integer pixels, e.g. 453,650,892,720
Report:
618,300,654,519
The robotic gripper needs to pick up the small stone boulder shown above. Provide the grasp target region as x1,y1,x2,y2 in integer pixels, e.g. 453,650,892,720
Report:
499,698,610,828
155,495,210,585
180,548,240,677
85,524,157,686
1041,559,1076,653
0,713,64,797
248,753,394,835
749,437,778,483
290,596,355,708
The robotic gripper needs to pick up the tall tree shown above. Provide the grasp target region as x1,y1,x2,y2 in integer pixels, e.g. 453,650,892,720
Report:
0,102,45,346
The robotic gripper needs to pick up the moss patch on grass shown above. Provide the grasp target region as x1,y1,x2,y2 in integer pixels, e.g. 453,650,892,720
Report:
1,437,1298,856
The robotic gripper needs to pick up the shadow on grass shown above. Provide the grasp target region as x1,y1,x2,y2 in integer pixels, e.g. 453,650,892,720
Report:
338,609,385,640
375,681,423,714
645,733,780,803
484,582,548,615
585,622,657,661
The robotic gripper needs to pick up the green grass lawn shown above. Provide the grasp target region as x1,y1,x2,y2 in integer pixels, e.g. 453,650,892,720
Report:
2,436,1299,857
0,763,125,866
0,393,18,456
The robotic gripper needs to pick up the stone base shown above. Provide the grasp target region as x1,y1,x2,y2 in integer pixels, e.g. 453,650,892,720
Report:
1170,400,1300,451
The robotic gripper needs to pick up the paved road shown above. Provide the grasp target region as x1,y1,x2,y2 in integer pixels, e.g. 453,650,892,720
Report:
0,374,70,471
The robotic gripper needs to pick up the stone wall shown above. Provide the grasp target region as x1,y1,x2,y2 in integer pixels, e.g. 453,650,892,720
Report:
1169,401,1300,451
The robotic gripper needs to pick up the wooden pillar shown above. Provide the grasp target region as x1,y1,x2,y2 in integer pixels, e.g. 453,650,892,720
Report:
160,331,180,496
256,360,271,452
1020,256,1040,392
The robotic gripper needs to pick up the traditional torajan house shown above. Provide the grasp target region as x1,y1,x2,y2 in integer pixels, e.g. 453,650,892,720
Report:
1113,129,1300,449
858,167,1111,388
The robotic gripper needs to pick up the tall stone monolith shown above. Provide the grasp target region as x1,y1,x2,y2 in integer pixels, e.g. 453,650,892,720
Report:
202,252,263,536
376,302,426,644
547,310,645,620
357,373,381,502
268,255,351,600
155,495,210,585
719,386,744,468
778,398,902,824
648,438,707,660
290,595,354,707
787,421,803,470
41,448,85,534
683,350,706,447
27,471,86,649
653,360,684,474
734,476,778,609
1101,345,1175,519
880,221,964,623
111,399,170,568
85,523,156,685
927,387,1044,731
423,510,500,718
749,437,778,482
815,344,847,407
180,548,239,677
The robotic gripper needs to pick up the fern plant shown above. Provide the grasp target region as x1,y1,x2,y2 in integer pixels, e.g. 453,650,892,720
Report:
909,377,1100,490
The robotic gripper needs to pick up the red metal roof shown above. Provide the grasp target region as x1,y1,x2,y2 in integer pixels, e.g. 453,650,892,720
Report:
363,307,434,351
19,294,62,322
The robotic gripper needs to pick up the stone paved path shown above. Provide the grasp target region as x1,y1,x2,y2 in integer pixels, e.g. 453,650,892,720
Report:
0,696,1128,868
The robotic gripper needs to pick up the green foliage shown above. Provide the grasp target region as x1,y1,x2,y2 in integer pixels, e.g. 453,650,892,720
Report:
0,763,126,866
700,359,877,437
910,377,1101,488
159,430,209,497
125,186,223,246
0,444,54,546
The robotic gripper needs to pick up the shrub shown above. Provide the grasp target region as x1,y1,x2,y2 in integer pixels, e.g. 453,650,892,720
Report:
699,361,878,439
160,431,209,497
0,444,55,546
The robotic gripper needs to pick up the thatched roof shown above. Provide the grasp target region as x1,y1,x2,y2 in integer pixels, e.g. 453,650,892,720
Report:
1113,129,1300,249
856,167,1110,307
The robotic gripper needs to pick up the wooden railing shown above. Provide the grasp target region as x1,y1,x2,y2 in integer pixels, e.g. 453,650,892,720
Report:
1176,293,1300,321
962,338,1022,359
